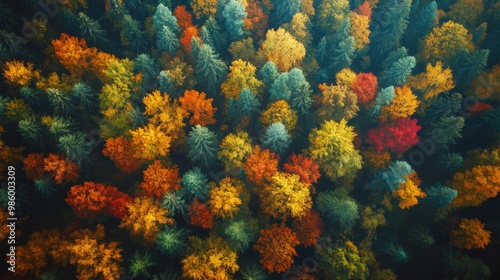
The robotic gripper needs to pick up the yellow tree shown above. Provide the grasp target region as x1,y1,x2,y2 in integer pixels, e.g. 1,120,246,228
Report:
408,61,455,100
392,172,426,209
190,0,218,19
130,124,172,160
208,177,242,219
260,28,306,72
218,131,253,174
282,13,312,45
380,86,420,121
119,196,174,242
260,172,312,221
220,59,263,100
317,83,359,122
2,60,40,86
336,68,357,87
308,119,362,182
143,90,185,141
182,236,239,280
350,12,370,50
420,21,473,62
259,100,298,131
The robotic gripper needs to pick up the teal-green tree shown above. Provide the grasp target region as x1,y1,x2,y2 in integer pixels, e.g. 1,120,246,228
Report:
262,122,292,155
222,0,247,41
317,190,359,230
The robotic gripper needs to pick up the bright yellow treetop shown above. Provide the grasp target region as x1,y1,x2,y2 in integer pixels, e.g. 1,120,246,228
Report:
260,172,312,220
260,28,306,72
260,100,298,131
380,86,420,121
221,59,263,100
208,177,242,219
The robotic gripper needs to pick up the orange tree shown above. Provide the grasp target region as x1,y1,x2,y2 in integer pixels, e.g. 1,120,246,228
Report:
254,224,300,273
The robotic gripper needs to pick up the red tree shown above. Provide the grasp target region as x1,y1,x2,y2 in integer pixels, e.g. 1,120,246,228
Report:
188,198,214,229
283,154,321,187
254,224,299,273
350,72,378,105
66,182,132,220
292,211,324,247
366,118,421,154
357,2,372,18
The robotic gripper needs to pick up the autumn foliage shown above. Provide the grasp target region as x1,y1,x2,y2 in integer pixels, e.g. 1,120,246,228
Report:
51,33,96,76
254,224,300,273
392,172,426,209
140,160,181,198
450,218,491,250
102,136,141,174
451,165,500,207
243,146,280,186
43,153,80,184
65,182,132,220
189,198,214,229
366,118,421,154
292,211,324,247
23,153,45,180
283,153,321,187
179,90,217,126
350,72,378,105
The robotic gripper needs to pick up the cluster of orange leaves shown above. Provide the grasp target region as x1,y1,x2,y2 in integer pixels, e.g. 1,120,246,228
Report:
243,146,280,186
450,218,491,250
175,5,201,52
102,136,142,174
179,90,217,126
451,165,500,207
283,153,321,188
140,160,181,198
65,182,133,220
24,153,79,184
254,224,299,273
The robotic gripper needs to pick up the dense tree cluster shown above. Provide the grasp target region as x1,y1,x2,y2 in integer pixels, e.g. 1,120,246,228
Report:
1,0,499,279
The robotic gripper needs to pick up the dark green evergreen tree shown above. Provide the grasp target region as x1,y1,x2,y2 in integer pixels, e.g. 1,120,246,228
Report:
317,190,359,230
369,0,412,65
403,1,437,52
156,25,179,54
187,125,219,169
262,122,292,155
379,56,416,87
76,12,110,48
425,116,464,150
259,61,279,90
18,116,42,143
450,49,489,89
270,0,301,27
328,19,355,74
153,3,179,33
121,15,148,54
195,44,228,95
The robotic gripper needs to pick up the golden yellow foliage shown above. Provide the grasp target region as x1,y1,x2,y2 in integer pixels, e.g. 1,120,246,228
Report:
260,172,312,220
283,13,312,45
4,98,31,123
260,28,306,72
336,68,357,87
190,0,218,19
380,86,420,121
420,21,473,62
221,59,263,100
119,196,174,242
182,236,239,280
317,83,359,122
392,172,426,209
208,177,242,218
408,61,455,100
259,100,298,131
2,60,40,86
451,165,500,208
130,124,172,160
350,13,370,50
143,90,185,140
218,131,253,174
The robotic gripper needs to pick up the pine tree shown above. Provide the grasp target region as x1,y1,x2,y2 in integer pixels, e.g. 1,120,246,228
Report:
425,116,464,150
181,167,210,200
450,49,489,89
121,15,148,54
379,56,416,87
153,3,179,34
270,0,301,27
328,19,356,74
72,82,95,107
156,25,180,54
230,88,261,120
187,125,219,169
195,44,228,95
262,122,292,155
369,0,412,65
403,1,437,52
317,190,359,230
18,116,42,143
222,0,247,42
76,12,110,47
259,61,280,89
58,132,93,167
423,183,458,208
